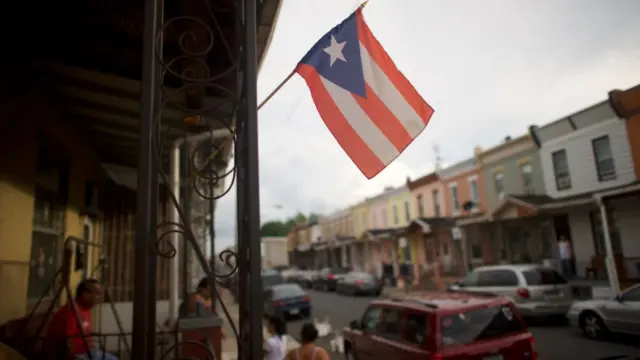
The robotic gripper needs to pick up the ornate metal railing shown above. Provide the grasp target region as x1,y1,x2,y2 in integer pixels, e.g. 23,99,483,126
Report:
133,0,262,359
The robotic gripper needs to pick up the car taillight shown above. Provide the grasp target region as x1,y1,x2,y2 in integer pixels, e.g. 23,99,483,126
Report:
272,301,285,307
328,274,335,280
302,296,311,302
516,288,530,299
528,335,538,360
354,280,364,285
430,353,443,360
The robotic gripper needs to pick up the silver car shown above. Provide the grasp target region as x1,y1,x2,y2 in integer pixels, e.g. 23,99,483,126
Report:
449,264,573,318
567,283,640,339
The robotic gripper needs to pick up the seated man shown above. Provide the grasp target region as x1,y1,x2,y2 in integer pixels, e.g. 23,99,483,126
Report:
45,279,118,360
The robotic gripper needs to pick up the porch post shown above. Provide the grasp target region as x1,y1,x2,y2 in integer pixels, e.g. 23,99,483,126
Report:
595,194,621,295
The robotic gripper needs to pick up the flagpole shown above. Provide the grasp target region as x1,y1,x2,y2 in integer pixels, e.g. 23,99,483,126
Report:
257,71,295,110
257,0,370,111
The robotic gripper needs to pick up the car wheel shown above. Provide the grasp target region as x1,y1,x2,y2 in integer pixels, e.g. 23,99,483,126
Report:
580,311,607,340
374,289,381,297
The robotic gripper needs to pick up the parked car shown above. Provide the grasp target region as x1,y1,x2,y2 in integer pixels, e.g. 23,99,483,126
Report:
263,283,312,319
313,267,348,291
262,269,284,290
280,268,299,283
343,291,537,360
449,264,573,320
567,283,640,340
336,272,382,296
296,270,318,289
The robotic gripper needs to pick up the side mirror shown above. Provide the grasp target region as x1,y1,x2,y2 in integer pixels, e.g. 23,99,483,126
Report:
349,320,361,330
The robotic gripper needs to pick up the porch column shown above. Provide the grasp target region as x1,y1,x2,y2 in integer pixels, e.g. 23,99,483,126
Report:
595,195,621,295
364,240,371,272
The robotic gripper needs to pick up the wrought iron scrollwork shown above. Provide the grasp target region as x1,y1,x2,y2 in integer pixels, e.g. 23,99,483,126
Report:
147,0,243,358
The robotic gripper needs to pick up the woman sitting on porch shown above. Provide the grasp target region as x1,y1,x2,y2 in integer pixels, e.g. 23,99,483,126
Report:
180,277,213,317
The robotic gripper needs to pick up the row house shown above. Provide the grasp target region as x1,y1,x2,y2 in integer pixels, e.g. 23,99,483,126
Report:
349,199,371,271
529,99,638,287
316,208,353,269
287,222,314,269
461,134,551,267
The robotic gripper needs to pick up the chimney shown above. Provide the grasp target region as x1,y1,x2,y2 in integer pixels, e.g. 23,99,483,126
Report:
504,135,512,142
473,145,482,156
383,186,393,192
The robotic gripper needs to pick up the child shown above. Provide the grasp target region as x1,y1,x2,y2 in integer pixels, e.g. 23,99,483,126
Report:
264,316,287,360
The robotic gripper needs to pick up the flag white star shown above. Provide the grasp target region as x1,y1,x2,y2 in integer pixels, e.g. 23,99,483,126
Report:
323,35,347,67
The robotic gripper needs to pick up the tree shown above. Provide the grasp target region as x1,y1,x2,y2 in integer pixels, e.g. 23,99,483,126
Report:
259,212,319,237
259,221,288,237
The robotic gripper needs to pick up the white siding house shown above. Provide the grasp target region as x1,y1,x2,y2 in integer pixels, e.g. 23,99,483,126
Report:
531,100,640,280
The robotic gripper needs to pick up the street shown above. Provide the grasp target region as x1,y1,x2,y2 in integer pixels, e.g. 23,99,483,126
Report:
285,290,640,360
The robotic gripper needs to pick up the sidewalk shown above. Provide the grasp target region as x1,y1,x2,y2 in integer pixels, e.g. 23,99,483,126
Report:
220,290,300,360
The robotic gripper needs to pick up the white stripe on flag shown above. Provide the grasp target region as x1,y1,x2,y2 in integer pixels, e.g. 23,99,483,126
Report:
359,43,424,137
320,75,398,165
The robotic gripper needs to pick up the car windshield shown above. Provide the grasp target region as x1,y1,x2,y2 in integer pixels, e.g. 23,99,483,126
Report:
440,304,525,347
272,284,305,299
522,268,567,285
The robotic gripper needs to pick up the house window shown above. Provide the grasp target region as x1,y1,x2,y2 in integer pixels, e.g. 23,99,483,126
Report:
589,210,622,256
493,172,504,195
468,176,479,205
592,136,616,181
416,195,424,217
382,209,388,227
372,213,377,228
449,184,459,212
520,163,534,194
433,190,441,217
404,201,411,222
361,213,367,230
552,149,571,190
392,205,399,225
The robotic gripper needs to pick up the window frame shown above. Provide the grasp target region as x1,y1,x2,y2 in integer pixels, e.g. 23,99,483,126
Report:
416,194,425,217
393,205,399,225
520,163,534,194
591,136,616,181
432,190,441,217
404,200,411,222
448,183,460,213
476,269,520,287
493,171,504,195
379,307,405,340
551,149,571,190
468,175,479,206
360,306,383,332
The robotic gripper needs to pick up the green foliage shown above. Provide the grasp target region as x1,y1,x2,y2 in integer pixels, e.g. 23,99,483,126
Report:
259,211,322,237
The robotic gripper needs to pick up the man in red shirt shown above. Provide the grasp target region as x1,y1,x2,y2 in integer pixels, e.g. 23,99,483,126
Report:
46,278,118,360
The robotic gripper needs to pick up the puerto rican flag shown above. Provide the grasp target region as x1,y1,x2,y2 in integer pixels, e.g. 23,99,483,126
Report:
296,8,434,179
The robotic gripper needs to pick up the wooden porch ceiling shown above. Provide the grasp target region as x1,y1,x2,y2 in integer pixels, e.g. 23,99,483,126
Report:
20,0,282,170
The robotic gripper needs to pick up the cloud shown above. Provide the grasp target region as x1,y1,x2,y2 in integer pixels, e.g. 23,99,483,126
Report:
213,0,640,251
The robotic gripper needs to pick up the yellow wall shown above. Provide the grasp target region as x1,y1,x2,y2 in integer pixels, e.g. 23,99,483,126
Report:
350,201,370,239
0,100,103,323
387,188,413,228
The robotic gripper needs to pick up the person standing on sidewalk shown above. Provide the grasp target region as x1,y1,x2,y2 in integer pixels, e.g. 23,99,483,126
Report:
264,316,287,360
285,323,330,360
558,236,573,279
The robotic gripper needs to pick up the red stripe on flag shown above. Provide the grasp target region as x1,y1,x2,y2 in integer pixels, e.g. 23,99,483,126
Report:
296,64,385,178
356,10,434,125
352,83,413,151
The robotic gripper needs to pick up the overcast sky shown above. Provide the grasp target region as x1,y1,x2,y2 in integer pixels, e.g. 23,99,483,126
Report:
211,0,640,253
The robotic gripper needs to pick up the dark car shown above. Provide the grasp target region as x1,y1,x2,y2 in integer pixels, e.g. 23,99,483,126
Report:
313,267,348,291
263,283,312,319
343,292,538,360
336,272,382,296
262,269,284,290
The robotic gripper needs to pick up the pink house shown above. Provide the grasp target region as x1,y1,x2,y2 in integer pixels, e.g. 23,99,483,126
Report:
406,173,446,277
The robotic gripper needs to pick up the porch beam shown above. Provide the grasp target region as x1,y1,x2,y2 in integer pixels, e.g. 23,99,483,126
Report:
594,194,621,295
